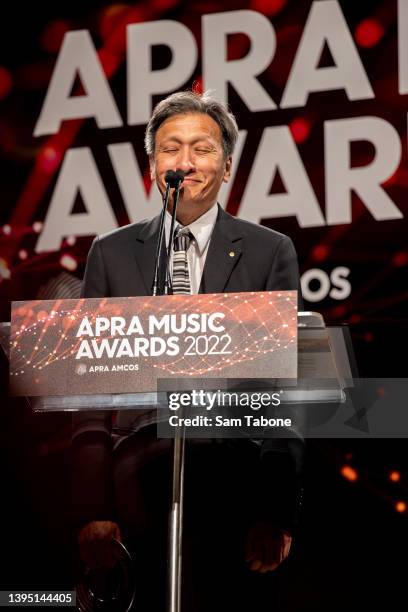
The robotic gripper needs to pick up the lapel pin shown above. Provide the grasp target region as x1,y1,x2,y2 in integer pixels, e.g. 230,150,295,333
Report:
229,251,235,257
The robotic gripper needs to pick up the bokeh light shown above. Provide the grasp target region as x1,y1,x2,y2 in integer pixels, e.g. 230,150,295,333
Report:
355,19,384,48
395,501,407,513
290,117,311,144
0,66,13,100
341,465,359,482
249,0,287,17
393,252,408,267
38,146,63,173
33,221,43,233
40,21,70,54
60,254,77,272
312,244,329,262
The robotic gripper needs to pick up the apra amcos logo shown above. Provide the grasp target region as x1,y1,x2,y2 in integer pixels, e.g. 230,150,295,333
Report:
76,363,87,376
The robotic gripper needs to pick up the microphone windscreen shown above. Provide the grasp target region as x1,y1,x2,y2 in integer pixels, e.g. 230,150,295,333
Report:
165,170,176,184
174,169,185,183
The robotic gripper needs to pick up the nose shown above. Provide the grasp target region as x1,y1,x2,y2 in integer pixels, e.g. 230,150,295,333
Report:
177,146,195,173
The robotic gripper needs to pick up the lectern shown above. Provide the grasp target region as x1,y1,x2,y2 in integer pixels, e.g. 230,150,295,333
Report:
4,293,354,612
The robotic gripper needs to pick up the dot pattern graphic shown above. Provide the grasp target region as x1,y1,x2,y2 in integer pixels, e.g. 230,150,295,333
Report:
10,292,298,396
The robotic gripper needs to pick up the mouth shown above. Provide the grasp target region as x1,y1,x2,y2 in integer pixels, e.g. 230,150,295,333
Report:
182,175,201,183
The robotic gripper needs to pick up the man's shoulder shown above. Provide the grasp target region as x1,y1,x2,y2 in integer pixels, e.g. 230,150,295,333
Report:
96,217,156,247
220,208,292,245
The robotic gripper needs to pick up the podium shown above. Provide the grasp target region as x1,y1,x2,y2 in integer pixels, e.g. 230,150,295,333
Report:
3,295,356,612
3,310,353,413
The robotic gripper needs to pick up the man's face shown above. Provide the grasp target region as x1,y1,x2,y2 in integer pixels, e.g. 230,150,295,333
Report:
149,113,232,223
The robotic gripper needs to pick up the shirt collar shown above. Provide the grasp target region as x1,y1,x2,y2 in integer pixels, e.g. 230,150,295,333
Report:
165,203,218,255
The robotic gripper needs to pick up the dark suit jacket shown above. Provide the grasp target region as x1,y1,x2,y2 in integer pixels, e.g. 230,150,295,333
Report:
72,205,304,529
81,205,302,304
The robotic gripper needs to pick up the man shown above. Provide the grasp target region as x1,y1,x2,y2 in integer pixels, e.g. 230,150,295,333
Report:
73,90,303,610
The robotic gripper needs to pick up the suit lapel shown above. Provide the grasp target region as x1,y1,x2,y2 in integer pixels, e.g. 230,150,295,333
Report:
133,213,165,294
200,206,243,294
134,206,244,295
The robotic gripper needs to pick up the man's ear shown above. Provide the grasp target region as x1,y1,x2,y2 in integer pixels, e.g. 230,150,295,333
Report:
149,155,156,181
223,156,232,183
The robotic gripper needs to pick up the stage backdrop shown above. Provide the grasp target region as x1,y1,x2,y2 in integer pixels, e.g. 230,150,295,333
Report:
0,0,406,375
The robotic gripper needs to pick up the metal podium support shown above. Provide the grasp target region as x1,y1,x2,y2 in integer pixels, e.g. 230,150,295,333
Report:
168,419,186,612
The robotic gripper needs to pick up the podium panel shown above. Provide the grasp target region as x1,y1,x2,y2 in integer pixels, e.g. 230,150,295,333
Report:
9,291,297,397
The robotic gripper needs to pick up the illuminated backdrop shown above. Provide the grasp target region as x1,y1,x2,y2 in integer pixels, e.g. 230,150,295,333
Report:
0,0,406,375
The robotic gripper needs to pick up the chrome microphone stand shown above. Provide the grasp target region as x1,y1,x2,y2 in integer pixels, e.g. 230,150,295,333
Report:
151,169,186,612
168,415,186,612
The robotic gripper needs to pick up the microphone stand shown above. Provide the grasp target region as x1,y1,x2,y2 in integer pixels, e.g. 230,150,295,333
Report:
152,173,174,296
150,168,186,612
168,412,186,612
152,169,186,612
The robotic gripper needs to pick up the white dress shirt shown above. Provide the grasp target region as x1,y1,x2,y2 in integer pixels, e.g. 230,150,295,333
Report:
164,202,218,294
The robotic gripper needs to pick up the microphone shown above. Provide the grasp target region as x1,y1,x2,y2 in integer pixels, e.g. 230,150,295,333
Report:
165,169,176,186
165,169,185,187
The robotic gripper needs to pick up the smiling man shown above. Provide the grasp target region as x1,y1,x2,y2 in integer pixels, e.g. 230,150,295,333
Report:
82,91,301,300
150,111,231,226
74,90,304,611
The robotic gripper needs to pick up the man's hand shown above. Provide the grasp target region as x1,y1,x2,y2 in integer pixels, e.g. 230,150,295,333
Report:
78,521,122,569
245,521,292,573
